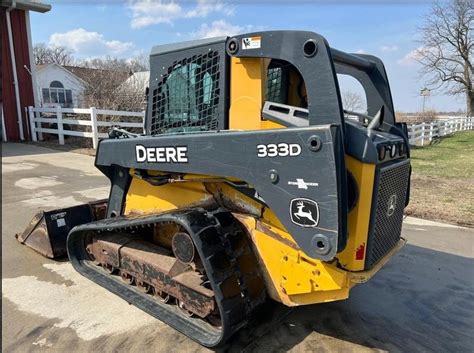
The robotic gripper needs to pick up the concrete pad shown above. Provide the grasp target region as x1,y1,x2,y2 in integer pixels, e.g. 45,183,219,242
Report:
404,216,469,229
2,142,473,352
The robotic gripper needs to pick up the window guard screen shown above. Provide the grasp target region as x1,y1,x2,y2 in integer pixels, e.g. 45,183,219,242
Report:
150,51,222,135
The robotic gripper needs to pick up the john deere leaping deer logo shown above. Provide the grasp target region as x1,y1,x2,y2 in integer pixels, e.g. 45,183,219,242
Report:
290,198,320,227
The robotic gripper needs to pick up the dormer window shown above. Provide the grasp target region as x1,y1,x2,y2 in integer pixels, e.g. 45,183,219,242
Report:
42,80,73,107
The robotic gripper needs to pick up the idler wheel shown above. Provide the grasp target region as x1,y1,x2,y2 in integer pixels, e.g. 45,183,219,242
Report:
120,271,135,285
172,232,196,265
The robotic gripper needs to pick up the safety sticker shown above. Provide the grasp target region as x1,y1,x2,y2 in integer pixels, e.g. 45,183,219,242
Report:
56,218,66,227
51,212,66,221
242,36,261,50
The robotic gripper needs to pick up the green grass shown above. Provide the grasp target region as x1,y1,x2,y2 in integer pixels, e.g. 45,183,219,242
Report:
410,130,474,178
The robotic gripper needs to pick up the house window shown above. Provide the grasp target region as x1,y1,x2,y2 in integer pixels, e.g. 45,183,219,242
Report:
50,80,63,88
42,80,74,107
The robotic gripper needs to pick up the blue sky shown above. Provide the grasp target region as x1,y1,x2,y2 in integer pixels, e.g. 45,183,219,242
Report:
30,1,466,113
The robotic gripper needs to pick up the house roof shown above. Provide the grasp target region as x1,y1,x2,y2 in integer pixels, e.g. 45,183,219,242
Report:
1,0,51,13
63,66,131,86
35,63,132,87
116,71,149,96
120,71,149,89
36,63,88,86
36,64,48,71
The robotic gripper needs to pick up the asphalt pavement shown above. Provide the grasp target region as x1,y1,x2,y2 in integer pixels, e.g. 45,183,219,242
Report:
2,142,473,352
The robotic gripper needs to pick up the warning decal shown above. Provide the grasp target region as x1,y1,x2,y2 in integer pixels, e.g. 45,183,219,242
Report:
242,36,261,50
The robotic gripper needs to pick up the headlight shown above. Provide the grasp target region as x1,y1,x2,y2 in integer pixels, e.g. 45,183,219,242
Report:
378,145,386,160
398,142,406,156
390,144,397,158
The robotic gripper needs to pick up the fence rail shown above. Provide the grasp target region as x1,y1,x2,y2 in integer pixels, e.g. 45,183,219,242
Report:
407,116,473,146
28,106,145,149
28,106,472,149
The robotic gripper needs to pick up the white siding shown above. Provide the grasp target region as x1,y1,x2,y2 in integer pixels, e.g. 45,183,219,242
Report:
36,64,85,108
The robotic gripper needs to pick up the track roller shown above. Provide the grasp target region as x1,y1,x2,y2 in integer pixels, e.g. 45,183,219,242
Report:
153,287,171,303
136,281,152,294
120,271,135,285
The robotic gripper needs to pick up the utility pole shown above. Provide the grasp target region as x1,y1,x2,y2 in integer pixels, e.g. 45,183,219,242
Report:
420,87,431,114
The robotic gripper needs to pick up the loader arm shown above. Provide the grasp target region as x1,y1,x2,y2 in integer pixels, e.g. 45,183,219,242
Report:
96,126,343,261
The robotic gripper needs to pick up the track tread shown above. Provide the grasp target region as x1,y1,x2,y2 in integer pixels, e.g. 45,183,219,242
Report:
67,208,265,347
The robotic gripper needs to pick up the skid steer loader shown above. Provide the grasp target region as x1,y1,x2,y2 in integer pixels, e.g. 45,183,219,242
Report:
17,31,411,347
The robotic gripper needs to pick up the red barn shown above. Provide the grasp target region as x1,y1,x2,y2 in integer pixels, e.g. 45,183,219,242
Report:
1,0,51,142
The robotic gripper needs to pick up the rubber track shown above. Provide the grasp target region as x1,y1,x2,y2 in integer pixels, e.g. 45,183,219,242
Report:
67,208,265,347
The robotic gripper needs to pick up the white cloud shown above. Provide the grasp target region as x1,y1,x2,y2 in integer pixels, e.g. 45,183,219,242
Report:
185,0,234,18
355,49,366,54
49,28,133,56
397,46,429,66
191,20,243,39
128,0,181,28
190,20,264,39
380,45,399,52
128,0,233,29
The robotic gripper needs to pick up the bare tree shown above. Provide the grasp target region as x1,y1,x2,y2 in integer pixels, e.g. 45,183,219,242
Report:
127,51,150,72
78,56,147,112
48,46,74,66
33,43,50,65
341,91,365,112
33,43,74,66
416,0,473,115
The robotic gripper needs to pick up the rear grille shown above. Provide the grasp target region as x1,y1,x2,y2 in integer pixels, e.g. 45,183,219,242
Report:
365,159,410,269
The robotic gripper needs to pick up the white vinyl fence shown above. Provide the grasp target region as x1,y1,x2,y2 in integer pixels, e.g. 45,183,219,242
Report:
28,106,472,149
28,106,145,149
407,116,473,147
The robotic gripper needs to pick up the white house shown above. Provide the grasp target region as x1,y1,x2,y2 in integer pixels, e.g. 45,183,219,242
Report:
118,71,149,93
36,63,87,108
116,71,149,110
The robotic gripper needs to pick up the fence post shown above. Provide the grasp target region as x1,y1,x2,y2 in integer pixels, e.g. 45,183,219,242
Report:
429,122,433,142
35,107,43,141
56,106,64,145
421,123,425,146
90,107,98,149
28,106,37,142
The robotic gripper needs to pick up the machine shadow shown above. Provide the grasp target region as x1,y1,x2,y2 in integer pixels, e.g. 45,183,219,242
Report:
217,243,474,352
